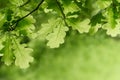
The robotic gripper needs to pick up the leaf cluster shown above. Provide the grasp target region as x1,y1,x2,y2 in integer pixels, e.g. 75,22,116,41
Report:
1,0,120,68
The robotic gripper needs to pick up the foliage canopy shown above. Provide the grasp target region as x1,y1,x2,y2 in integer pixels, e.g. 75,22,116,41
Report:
0,0,120,68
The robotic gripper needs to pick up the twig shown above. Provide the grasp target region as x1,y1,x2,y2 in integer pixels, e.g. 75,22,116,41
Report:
16,0,44,22
10,0,44,31
55,0,68,26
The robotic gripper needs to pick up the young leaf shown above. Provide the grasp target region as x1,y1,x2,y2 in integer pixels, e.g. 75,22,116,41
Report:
96,0,112,10
46,18,69,48
102,19,120,37
2,34,14,66
37,18,57,40
90,12,104,26
89,24,101,35
62,1,79,15
67,18,91,33
17,15,36,39
0,37,4,51
13,39,33,69
107,7,116,29
0,13,6,28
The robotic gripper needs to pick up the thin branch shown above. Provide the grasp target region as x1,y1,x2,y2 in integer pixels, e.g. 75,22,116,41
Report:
10,0,44,31
55,0,68,26
16,0,44,22
55,0,66,19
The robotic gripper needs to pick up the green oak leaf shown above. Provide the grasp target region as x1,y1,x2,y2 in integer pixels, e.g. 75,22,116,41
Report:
89,24,101,35
107,7,116,29
0,13,6,28
46,19,69,48
62,1,79,15
37,18,58,40
13,39,34,69
2,34,14,66
0,37,4,51
102,19,120,37
67,18,91,33
17,15,36,39
96,0,112,10
45,0,61,15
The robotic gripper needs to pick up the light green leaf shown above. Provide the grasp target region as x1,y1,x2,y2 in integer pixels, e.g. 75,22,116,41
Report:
96,0,112,10
23,24,36,39
0,38,4,51
10,0,24,6
17,15,36,39
67,18,91,33
13,40,33,69
89,24,101,34
63,2,79,15
102,19,120,37
0,13,6,28
92,0,111,16
2,34,13,66
46,18,69,48
107,7,116,28
37,18,63,40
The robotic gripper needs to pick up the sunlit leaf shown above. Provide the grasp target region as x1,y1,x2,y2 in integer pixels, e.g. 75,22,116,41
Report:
2,34,14,66
46,18,68,48
67,18,91,33
102,19,120,37
13,39,33,69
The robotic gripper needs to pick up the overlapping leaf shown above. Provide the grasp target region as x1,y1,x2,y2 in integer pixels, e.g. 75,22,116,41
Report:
107,7,116,29
67,18,91,33
46,20,69,48
102,19,120,37
1,0,120,69
13,38,34,69
0,33,34,68
2,34,14,66
0,13,6,28
62,1,80,15
89,24,101,34
0,9,35,68
37,18,58,40
0,37,4,51
17,13,36,39
38,18,68,48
